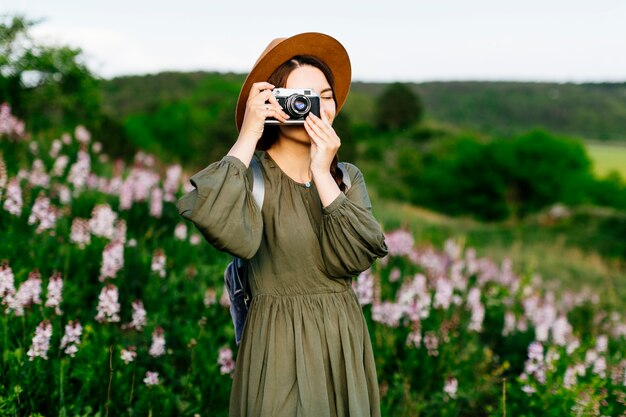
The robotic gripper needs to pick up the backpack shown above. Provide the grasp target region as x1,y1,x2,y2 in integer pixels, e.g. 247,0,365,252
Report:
224,156,352,345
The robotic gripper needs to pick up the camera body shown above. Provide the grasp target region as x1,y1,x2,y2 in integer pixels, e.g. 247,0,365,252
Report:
265,88,321,124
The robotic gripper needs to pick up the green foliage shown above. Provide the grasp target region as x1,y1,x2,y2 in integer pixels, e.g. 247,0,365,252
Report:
375,82,423,131
376,129,625,221
0,14,103,134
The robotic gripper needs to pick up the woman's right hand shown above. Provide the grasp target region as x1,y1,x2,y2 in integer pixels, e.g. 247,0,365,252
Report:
238,82,290,142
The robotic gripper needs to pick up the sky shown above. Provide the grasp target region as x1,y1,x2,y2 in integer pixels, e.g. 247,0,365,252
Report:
4,0,626,83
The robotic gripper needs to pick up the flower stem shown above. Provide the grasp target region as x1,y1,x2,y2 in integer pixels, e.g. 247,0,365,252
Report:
106,344,114,417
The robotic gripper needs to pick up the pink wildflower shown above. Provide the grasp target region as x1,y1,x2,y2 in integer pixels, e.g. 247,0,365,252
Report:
52,155,69,177
121,346,137,364
151,249,166,278
144,371,160,386
89,204,117,239
113,219,127,244
0,260,15,299
189,234,201,245
353,269,374,305
45,272,63,315
28,194,58,233
95,284,121,323
60,320,83,357
124,300,147,331
3,178,22,216
70,218,91,248
203,289,217,307
149,187,163,218
443,376,458,400
149,327,166,357
164,165,182,201
6,270,43,316
218,346,235,375
423,331,439,356
433,278,453,310
174,223,188,240
372,302,403,327
68,150,91,189
383,229,414,258
27,320,53,360
100,241,124,280
0,103,25,138
28,159,50,188
74,125,91,144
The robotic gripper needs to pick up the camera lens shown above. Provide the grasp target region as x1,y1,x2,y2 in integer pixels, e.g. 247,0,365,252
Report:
294,98,308,111
286,94,311,117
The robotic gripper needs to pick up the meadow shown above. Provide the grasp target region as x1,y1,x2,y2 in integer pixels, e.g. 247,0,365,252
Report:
1,105,626,416
586,141,626,180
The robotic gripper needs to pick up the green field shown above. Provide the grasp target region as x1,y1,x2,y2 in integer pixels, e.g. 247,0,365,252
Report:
586,141,626,179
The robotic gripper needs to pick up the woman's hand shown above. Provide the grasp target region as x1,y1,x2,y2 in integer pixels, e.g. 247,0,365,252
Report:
238,82,290,142
306,108,342,207
305,108,341,175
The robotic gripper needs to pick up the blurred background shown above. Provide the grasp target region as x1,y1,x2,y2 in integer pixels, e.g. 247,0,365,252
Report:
1,1,625,416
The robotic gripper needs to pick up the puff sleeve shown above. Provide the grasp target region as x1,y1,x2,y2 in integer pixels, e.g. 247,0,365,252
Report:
319,163,388,278
176,156,263,259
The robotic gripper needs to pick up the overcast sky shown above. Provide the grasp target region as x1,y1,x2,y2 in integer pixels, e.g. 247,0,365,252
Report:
4,0,626,83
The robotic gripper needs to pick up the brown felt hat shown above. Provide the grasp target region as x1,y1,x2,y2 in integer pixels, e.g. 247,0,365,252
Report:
236,32,351,132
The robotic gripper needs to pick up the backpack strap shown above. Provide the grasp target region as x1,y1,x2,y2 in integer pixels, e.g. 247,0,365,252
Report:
249,156,265,209
337,162,351,191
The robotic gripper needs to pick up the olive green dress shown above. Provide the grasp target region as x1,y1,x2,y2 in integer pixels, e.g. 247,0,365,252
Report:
177,151,388,417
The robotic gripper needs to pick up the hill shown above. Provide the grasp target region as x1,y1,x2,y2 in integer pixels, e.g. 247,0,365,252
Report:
102,73,626,141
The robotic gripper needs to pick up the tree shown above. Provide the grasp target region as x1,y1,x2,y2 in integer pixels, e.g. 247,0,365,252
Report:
375,82,423,131
0,14,102,133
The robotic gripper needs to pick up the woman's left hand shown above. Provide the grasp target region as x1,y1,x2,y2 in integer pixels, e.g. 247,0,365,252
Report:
305,109,341,175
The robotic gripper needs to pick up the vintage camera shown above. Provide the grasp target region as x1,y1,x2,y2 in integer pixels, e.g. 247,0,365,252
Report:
265,88,321,124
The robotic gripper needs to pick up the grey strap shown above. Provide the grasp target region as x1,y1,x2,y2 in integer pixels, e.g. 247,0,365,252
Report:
249,157,265,209
338,162,351,191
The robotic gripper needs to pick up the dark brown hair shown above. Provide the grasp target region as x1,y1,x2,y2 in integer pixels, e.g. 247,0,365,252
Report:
258,55,346,192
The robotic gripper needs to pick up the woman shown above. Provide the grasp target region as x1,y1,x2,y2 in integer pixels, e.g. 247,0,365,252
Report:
177,32,388,417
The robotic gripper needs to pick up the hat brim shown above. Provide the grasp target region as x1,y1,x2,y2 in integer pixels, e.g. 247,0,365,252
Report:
236,32,351,132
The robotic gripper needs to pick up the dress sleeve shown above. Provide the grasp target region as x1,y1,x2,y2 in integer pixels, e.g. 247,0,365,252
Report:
319,163,388,278
176,155,263,259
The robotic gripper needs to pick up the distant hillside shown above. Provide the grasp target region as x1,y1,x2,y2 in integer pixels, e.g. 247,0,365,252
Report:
348,81,626,140
101,73,626,141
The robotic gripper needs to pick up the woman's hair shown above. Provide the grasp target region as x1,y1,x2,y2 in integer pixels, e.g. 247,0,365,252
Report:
258,55,346,193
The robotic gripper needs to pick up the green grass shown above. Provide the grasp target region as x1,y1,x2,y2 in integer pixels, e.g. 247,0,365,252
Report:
586,141,626,180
